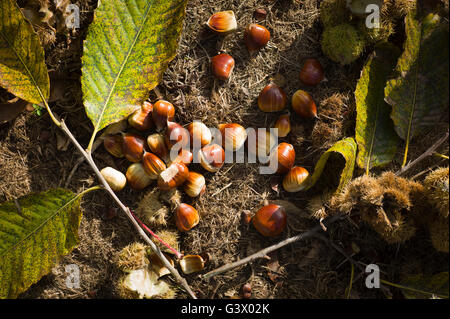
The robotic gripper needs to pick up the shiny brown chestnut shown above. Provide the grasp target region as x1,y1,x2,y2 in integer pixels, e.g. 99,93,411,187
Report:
252,204,287,237
291,90,317,118
157,162,189,191
187,121,212,148
282,166,309,192
147,133,169,162
206,11,237,34
142,152,166,179
299,58,324,86
269,142,295,174
122,133,145,163
244,24,270,52
198,144,225,172
126,163,152,190
258,83,287,112
152,100,175,131
175,203,200,232
128,101,153,131
274,113,291,137
103,134,124,158
219,123,247,151
211,53,235,81
165,121,190,150
183,172,206,198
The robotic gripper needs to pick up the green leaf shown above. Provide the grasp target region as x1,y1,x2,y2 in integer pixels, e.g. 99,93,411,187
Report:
303,137,357,193
399,272,449,299
0,0,50,104
384,10,449,166
81,0,188,143
0,188,83,299
355,43,401,173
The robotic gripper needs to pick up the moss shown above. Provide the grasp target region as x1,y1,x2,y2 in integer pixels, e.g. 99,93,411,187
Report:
321,24,366,65
319,0,351,28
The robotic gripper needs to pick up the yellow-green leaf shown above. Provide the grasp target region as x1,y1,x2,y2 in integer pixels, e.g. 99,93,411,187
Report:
0,0,50,104
0,188,83,299
81,0,188,142
355,42,401,173
385,10,449,165
303,137,357,193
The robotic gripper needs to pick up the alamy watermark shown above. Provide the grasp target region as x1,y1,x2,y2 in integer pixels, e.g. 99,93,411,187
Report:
365,4,381,29
365,264,380,289
167,123,282,174
65,264,80,289
54,0,80,29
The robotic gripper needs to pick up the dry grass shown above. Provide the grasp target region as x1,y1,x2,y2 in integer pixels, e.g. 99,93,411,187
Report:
1,0,448,299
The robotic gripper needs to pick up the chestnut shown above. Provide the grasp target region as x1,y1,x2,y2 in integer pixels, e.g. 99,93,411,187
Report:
252,204,287,237
122,133,145,163
299,58,324,86
211,53,235,81
291,90,317,118
258,83,287,112
152,100,175,131
244,24,270,52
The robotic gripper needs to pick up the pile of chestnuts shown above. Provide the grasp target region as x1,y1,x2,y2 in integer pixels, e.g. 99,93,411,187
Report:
101,9,327,260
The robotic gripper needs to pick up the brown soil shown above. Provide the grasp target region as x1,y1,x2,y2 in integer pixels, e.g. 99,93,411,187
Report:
0,0,448,299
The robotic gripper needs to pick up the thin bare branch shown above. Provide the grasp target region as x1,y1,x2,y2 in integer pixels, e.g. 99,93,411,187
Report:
396,131,449,176
202,214,344,280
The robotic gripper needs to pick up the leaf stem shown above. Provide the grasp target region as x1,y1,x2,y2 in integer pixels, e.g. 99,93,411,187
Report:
78,185,103,197
42,99,61,127
433,152,449,160
380,279,449,299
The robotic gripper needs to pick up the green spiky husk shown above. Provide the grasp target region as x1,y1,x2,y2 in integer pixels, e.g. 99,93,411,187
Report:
321,24,366,65
320,0,351,28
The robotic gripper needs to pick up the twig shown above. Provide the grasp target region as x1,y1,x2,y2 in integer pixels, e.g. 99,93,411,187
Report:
201,214,344,279
396,131,449,176
64,137,103,188
56,118,197,298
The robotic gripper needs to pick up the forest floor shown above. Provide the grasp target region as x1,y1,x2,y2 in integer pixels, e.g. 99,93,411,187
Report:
0,0,448,299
